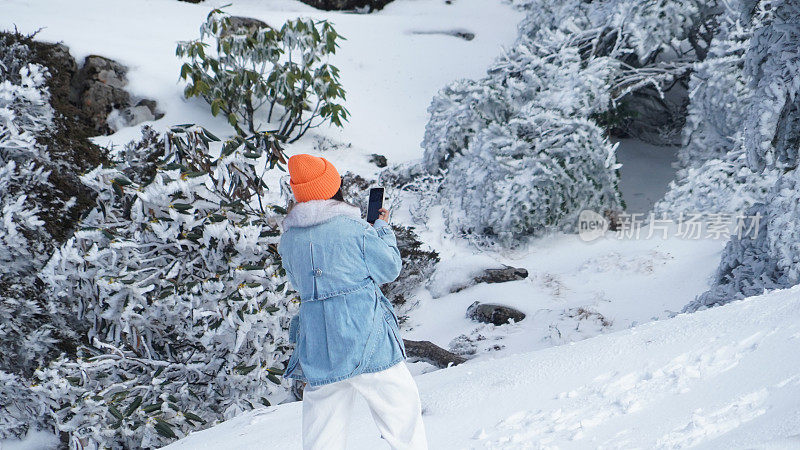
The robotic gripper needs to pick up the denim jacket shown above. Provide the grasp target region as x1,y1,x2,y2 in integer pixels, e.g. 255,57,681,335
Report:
278,200,406,387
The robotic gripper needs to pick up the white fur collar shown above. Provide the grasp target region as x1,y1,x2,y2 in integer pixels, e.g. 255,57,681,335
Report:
282,200,362,230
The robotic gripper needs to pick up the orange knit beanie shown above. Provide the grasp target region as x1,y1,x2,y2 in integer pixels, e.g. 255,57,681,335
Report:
287,154,341,202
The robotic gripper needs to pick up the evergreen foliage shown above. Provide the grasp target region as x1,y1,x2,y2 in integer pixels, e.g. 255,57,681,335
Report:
32,126,296,448
177,10,348,141
0,33,65,439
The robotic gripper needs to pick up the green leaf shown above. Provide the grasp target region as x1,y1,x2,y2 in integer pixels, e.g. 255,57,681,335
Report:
267,374,282,385
172,203,192,211
234,364,256,375
142,403,162,414
203,129,221,141
266,367,285,375
154,419,177,439
183,411,206,424
125,396,143,417
180,63,191,80
108,405,124,421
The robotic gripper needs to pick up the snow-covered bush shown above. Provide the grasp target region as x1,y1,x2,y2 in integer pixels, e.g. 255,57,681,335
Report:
441,112,621,244
422,0,713,244
34,126,296,449
0,44,54,281
656,146,779,218
686,168,800,312
741,0,800,172
177,10,348,141
0,373,48,440
0,33,62,439
422,79,510,174
674,5,753,172
654,0,771,218
684,0,800,310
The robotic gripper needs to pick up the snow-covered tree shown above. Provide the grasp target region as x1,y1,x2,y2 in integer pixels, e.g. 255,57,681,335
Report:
422,0,712,244
686,168,800,312
653,0,781,218
685,0,800,310
421,79,510,174
34,126,296,449
741,0,800,172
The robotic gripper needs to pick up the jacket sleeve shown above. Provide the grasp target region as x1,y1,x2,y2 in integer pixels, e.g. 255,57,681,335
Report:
362,219,402,285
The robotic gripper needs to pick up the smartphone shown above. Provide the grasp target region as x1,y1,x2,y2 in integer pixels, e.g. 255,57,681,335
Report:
366,187,384,224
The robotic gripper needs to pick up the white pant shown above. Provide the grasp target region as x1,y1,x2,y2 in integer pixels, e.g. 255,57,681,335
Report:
302,362,428,450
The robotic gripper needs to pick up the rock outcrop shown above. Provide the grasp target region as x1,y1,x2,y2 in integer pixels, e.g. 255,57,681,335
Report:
298,0,394,12
72,55,163,134
448,265,529,294
466,302,526,326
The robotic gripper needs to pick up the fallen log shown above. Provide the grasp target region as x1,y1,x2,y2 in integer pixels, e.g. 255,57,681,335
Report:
403,339,466,368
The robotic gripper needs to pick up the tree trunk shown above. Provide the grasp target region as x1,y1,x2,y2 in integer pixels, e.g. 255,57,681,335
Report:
403,339,466,368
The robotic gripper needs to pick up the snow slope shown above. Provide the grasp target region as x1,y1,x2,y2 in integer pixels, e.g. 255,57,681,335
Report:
163,286,800,449
1,0,524,168
401,225,725,374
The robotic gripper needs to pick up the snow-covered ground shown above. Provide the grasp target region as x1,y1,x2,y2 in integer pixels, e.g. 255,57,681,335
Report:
401,224,725,376
614,139,680,214
162,285,800,449
2,0,523,169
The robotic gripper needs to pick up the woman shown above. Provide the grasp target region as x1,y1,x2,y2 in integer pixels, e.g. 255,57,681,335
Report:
279,154,428,450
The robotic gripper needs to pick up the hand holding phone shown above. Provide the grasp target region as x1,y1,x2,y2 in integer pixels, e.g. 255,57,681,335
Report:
377,208,389,222
366,187,384,224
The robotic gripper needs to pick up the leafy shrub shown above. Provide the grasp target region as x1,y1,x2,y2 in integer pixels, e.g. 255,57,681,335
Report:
35,126,296,449
440,112,621,245
177,10,348,141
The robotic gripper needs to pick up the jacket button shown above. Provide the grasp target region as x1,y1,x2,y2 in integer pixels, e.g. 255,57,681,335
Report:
313,268,322,277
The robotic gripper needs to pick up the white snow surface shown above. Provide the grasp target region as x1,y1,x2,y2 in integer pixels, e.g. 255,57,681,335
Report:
1,0,524,169
162,285,800,449
614,139,680,214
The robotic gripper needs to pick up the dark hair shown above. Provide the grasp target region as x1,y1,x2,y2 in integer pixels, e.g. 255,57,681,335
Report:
330,186,344,201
